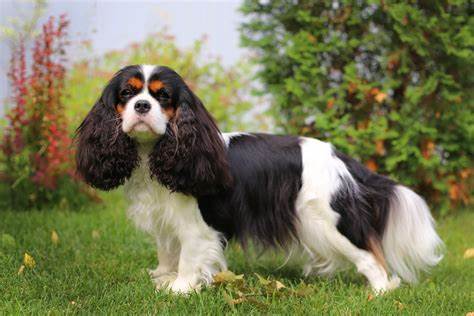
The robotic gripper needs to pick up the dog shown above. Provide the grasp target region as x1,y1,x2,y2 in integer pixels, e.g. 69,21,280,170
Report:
76,65,443,294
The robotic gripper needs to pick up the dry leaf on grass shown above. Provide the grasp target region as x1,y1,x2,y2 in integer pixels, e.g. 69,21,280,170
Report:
51,230,59,245
367,293,375,301
255,273,286,292
463,248,474,259
92,230,100,239
17,265,25,275
394,300,404,310
223,291,246,306
23,252,36,268
213,270,244,285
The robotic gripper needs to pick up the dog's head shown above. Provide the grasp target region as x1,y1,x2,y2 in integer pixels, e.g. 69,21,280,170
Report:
76,65,232,195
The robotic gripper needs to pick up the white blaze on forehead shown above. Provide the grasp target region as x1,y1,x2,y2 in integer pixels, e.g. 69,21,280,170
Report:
141,64,156,87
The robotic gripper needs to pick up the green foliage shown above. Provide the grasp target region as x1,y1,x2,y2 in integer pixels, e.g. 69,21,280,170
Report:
65,33,262,133
240,0,474,213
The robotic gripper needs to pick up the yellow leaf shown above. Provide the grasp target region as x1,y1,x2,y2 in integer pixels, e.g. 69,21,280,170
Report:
223,291,245,306
394,300,404,310
255,273,271,286
463,248,474,259
92,230,100,239
51,230,59,245
23,252,36,268
275,280,286,290
17,265,25,275
213,270,244,284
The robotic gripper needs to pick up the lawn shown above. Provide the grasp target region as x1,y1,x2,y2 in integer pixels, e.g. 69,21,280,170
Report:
1,192,473,315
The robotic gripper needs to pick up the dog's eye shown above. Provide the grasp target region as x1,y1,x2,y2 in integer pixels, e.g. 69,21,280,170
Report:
156,89,170,100
120,89,133,98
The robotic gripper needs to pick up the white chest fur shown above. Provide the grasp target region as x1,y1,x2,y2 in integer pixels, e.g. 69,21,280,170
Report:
123,147,195,236
122,144,227,293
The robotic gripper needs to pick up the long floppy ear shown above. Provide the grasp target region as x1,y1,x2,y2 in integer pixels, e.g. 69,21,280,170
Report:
149,88,232,196
75,76,139,190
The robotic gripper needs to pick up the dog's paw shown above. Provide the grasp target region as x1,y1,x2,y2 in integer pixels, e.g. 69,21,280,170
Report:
387,276,401,290
167,277,202,295
152,272,178,290
372,276,401,295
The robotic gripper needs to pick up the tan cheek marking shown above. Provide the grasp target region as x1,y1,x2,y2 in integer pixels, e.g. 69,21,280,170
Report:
162,107,175,120
127,77,143,90
149,80,164,93
116,104,125,115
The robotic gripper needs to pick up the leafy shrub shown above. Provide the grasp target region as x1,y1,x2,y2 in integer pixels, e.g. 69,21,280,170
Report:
241,0,473,213
1,15,90,210
65,33,265,133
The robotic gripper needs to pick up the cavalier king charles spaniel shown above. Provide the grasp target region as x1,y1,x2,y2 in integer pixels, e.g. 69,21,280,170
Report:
76,65,443,294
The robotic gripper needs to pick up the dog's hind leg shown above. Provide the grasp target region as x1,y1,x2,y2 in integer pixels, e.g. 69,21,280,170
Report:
297,201,400,294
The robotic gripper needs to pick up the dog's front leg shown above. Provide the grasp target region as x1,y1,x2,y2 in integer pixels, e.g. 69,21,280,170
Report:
149,233,180,289
168,197,227,294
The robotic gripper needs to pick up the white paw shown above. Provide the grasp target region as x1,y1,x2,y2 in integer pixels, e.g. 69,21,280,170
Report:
168,277,201,294
152,272,178,290
387,276,401,290
372,276,401,295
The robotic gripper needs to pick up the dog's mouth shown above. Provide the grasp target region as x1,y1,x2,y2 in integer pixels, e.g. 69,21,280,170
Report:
127,120,161,142
131,121,152,133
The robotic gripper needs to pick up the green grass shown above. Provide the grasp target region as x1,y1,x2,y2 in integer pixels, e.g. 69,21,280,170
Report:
1,193,473,315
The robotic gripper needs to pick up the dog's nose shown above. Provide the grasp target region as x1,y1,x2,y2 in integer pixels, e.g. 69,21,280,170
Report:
134,100,151,114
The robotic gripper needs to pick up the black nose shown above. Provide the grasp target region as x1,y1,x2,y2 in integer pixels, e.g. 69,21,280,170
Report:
134,100,151,114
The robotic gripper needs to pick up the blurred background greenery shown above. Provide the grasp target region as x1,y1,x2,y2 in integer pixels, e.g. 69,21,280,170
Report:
0,0,472,214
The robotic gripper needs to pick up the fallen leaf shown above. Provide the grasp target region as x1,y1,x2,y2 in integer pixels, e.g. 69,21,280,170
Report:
367,293,374,301
17,265,25,275
275,280,286,290
394,300,404,310
70,301,76,305
51,230,59,245
223,291,245,306
23,252,36,268
213,270,244,284
463,248,474,259
92,230,100,239
255,273,271,286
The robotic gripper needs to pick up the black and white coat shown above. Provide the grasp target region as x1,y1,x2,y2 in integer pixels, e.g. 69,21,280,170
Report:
76,65,443,294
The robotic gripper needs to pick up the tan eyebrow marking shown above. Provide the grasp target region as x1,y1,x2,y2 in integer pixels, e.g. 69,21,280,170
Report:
127,77,143,90
149,80,164,93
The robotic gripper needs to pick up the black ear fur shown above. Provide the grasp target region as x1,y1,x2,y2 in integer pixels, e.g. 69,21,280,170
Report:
149,88,232,196
75,74,139,190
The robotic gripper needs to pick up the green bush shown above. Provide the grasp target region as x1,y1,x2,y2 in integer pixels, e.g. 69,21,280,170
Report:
240,0,473,213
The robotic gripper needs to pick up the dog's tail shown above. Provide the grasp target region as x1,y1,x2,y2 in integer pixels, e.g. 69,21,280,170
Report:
382,185,444,283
